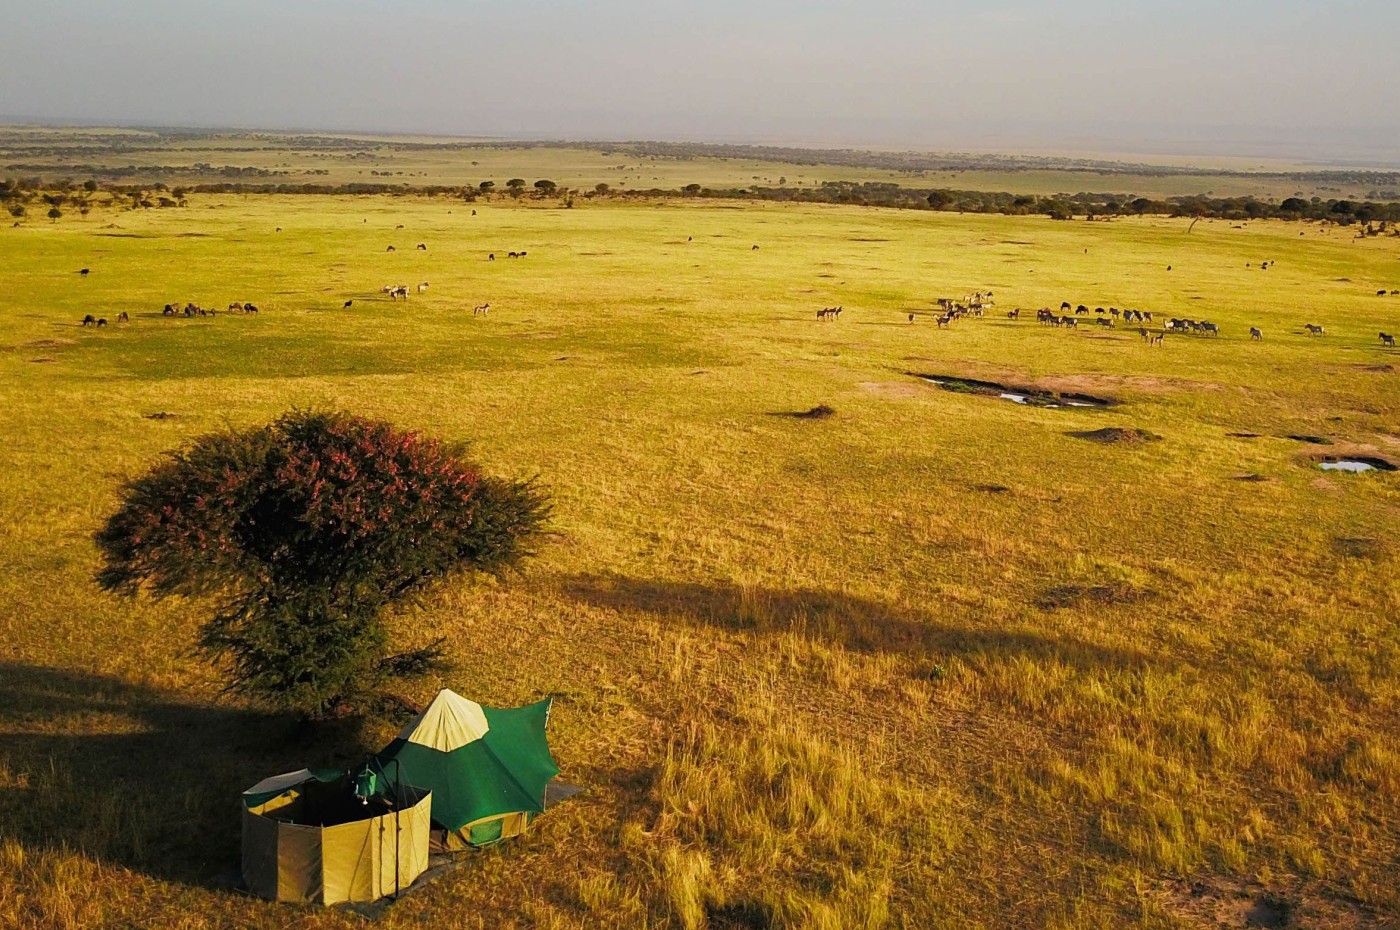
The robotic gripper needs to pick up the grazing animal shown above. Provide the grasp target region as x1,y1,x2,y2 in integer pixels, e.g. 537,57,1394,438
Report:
97,318,107,327
343,300,353,309
79,268,90,276
908,313,915,323
163,304,175,316
1064,316,1078,328
1096,318,1114,328
1006,308,1020,319
508,251,518,258
1150,333,1164,345
275,227,281,233
472,210,477,216
474,303,490,315
386,245,396,251
117,311,129,323
1304,324,1325,336
1060,301,1071,311
417,243,427,251
1076,305,1089,315
519,251,527,257
1201,322,1219,336
752,245,760,250
1381,332,1396,347
1250,327,1263,341
1167,265,1172,271
396,224,404,229
1140,327,1149,340
1095,307,1106,315
488,253,494,261
1379,290,1388,297
81,314,97,326
228,302,244,312
244,304,258,314
935,315,951,328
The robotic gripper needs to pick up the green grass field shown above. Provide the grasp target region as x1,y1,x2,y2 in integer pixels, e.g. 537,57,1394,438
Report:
2,194,1399,929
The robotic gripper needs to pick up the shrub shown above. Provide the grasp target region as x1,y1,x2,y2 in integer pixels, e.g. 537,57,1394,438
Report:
96,410,550,716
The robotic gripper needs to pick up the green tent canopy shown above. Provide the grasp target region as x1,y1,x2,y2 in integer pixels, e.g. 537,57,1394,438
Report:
376,689,559,848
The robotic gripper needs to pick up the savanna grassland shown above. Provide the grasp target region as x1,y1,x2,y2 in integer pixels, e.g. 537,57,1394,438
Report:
1,192,1399,929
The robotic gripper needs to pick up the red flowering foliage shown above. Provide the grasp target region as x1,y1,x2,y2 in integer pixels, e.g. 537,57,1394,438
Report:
96,410,549,713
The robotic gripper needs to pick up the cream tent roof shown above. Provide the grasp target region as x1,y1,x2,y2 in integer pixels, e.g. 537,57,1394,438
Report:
397,688,490,751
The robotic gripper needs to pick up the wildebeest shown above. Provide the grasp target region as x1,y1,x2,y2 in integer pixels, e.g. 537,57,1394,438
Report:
488,253,494,261
244,304,258,314
1063,317,1078,328
97,318,107,327
1250,327,1263,341
1006,308,1020,319
79,268,90,276
1304,324,1325,336
396,224,404,229
163,304,176,316
1060,301,1071,311
81,314,97,326
1200,322,1219,336
474,303,490,315
1076,305,1088,315
1381,332,1396,347
935,315,951,328
752,245,760,250
343,300,353,309
228,302,244,312
417,243,427,251
116,311,129,323
417,282,429,293
817,306,842,320
908,313,916,323
1096,318,1114,328
508,251,518,258
1379,290,1388,297
1149,332,1164,345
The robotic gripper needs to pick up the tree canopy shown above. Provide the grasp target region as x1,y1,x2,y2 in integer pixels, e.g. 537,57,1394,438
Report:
97,410,550,715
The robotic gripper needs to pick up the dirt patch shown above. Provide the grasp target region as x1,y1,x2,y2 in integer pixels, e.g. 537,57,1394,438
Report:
1360,364,1395,372
1035,581,1150,610
1231,474,1271,482
1287,434,1332,445
1036,373,1223,396
973,483,1011,494
29,357,56,363
143,412,179,420
1157,875,1379,930
22,338,75,349
1226,432,1261,438
1069,427,1161,444
1333,537,1385,559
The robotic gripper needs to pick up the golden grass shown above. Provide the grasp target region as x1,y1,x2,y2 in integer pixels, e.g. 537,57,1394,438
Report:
0,193,1397,927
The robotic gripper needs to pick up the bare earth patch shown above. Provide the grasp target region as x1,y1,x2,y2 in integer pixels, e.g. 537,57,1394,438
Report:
857,381,922,398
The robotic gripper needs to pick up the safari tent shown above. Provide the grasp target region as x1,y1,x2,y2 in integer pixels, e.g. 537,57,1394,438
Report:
377,689,559,849
241,768,432,905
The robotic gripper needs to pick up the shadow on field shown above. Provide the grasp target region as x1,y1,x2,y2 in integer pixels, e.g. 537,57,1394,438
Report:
0,662,369,887
558,574,1155,669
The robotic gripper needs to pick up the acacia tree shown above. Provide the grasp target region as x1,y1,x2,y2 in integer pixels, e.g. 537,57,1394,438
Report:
96,410,549,716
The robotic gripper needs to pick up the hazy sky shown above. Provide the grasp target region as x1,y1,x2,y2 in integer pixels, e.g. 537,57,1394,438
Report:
4,0,1399,162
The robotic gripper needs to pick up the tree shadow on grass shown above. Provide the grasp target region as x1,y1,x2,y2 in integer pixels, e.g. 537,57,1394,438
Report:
0,662,371,888
556,574,1160,671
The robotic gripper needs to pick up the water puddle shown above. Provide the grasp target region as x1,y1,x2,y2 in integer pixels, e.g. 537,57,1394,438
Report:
915,375,1113,409
1318,457,1396,473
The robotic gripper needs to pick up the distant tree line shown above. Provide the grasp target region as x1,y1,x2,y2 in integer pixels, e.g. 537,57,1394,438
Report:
6,174,1398,225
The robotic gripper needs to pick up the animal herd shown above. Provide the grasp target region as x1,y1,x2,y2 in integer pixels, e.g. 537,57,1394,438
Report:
821,290,1396,352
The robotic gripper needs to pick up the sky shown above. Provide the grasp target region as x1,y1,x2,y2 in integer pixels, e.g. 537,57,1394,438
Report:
3,0,1399,163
